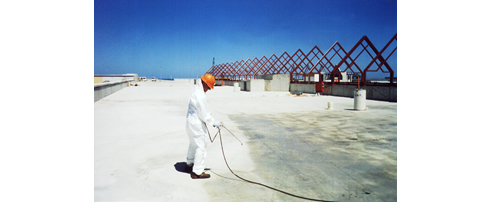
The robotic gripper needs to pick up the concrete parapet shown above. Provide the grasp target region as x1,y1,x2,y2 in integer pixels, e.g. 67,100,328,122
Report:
323,84,397,102
94,74,136,84
257,74,290,91
234,82,240,92
214,74,289,92
289,83,316,94
94,81,129,102
215,80,237,87
389,87,397,102
332,85,358,98
264,80,272,91
365,86,397,102
245,79,265,92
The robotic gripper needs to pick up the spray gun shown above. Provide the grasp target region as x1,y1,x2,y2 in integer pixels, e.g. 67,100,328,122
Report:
207,123,243,145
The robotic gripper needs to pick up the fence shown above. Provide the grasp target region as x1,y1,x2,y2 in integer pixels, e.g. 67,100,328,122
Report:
206,34,396,86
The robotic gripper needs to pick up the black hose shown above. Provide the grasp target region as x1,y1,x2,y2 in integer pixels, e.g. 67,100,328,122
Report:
209,126,335,202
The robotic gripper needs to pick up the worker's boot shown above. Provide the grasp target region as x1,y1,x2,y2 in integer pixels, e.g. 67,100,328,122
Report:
191,172,211,179
184,163,193,173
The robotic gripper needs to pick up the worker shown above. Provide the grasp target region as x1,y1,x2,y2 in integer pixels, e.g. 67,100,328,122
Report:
184,74,222,179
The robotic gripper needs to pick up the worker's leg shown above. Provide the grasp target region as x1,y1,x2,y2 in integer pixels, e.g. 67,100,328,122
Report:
186,140,196,166
186,125,198,165
191,133,207,175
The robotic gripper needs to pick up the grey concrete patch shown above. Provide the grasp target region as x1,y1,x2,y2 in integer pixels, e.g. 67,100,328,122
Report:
230,109,397,202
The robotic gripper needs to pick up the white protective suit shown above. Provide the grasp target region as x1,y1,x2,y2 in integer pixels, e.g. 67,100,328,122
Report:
186,81,216,174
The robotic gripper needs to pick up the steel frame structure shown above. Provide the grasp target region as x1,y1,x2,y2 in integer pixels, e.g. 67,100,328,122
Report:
205,34,396,86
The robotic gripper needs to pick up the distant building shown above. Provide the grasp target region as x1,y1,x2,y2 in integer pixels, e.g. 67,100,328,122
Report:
94,73,139,84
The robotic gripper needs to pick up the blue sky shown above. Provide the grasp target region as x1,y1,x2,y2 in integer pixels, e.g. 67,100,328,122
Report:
94,0,397,79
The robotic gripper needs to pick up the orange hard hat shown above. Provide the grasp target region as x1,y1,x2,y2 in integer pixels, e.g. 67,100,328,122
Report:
201,74,215,89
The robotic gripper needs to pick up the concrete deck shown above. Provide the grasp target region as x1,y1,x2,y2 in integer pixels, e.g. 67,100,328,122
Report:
94,80,397,201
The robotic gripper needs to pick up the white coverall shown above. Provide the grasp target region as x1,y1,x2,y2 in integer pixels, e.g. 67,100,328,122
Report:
186,82,216,175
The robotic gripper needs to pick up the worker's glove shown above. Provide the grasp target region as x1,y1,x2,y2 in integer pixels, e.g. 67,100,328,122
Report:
213,121,222,128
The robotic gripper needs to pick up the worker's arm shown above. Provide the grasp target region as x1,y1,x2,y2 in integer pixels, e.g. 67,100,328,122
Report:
193,93,216,126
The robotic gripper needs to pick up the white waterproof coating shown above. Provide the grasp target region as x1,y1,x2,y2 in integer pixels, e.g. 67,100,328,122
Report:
186,81,216,174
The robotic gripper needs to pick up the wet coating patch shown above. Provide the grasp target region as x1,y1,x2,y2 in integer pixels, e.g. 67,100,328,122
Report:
230,110,397,201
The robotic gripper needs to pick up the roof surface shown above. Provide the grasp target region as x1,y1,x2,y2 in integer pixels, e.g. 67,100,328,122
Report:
94,79,397,201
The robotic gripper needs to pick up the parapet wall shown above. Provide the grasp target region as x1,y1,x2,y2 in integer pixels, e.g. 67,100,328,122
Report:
290,83,397,102
215,74,290,92
94,74,137,84
289,83,316,94
245,79,265,92
214,74,396,102
94,81,129,102
257,74,290,91
325,84,397,102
